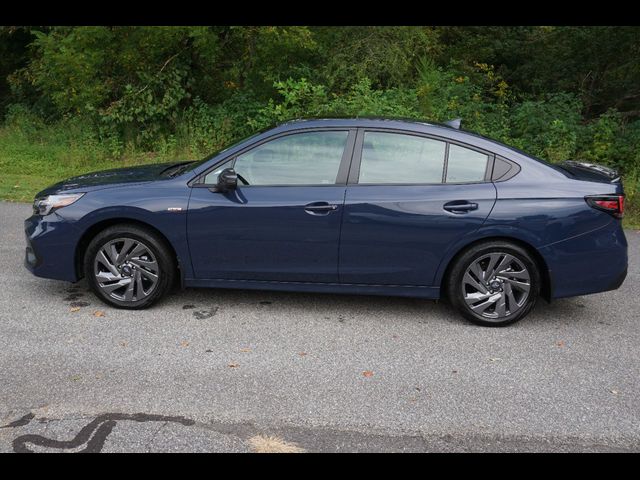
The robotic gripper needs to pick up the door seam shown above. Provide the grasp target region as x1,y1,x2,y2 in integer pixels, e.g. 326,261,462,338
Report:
336,129,360,282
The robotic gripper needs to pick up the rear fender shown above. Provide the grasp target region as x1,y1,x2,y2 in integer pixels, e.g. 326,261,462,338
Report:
432,224,545,288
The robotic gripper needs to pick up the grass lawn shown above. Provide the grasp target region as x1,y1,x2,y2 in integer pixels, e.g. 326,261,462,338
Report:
0,160,163,202
0,124,180,203
0,173,54,203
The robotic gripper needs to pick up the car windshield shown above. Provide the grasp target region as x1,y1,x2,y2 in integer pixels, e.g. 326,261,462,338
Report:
171,125,276,176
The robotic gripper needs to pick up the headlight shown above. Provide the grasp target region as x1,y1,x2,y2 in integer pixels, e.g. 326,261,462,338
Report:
33,193,85,216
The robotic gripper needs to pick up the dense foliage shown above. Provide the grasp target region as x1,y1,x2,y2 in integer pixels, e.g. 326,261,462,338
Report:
1,26,639,221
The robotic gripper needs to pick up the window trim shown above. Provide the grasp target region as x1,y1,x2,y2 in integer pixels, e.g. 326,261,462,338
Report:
190,128,357,188
348,127,496,186
491,155,521,182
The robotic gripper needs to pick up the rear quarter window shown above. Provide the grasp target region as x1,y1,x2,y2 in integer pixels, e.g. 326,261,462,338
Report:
445,144,489,183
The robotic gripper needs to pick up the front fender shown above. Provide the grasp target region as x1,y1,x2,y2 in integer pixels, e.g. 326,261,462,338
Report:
65,182,193,281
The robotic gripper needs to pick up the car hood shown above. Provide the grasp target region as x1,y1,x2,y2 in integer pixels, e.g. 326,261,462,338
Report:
35,161,191,197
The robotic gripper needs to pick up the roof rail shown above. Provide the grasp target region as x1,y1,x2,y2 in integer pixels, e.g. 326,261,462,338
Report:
277,116,468,131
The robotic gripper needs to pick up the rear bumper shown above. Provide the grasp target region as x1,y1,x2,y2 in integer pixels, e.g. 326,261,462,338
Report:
605,265,628,291
539,220,628,299
24,213,81,282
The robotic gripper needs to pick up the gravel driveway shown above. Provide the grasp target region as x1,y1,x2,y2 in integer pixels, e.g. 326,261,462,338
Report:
1,201,638,452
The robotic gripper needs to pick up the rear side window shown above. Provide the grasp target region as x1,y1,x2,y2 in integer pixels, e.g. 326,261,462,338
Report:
445,144,489,183
358,132,446,184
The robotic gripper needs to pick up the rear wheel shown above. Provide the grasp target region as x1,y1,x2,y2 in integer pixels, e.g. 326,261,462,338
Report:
84,224,175,309
446,241,540,326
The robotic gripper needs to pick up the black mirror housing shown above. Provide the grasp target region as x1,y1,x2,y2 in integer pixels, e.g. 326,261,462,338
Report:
215,168,238,192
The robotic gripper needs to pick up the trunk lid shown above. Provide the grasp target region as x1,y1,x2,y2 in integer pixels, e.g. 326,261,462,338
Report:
559,160,621,184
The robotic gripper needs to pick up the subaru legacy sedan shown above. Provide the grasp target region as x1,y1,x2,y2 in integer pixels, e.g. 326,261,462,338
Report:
25,118,627,326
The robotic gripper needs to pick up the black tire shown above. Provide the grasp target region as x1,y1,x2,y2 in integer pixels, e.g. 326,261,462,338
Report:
84,224,175,309
446,241,540,327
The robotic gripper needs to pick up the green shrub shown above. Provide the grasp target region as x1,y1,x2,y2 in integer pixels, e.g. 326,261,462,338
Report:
508,93,583,160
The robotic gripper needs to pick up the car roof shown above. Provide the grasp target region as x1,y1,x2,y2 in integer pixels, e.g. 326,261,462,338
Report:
277,117,442,131
274,117,511,155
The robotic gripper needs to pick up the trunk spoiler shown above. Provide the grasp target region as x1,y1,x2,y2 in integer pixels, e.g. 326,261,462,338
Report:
559,161,621,184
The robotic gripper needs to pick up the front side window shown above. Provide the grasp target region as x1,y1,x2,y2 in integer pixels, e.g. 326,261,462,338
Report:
203,159,234,184
358,132,446,184
229,131,349,186
445,144,489,183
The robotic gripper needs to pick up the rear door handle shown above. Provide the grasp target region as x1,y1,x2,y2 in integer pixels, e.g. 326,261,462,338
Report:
443,201,479,213
304,202,338,215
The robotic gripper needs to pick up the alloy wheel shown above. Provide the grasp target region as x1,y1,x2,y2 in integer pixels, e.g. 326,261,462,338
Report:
93,237,159,302
461,252,531,320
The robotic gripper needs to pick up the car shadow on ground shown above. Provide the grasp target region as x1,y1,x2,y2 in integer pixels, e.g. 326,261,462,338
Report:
30,273,595,329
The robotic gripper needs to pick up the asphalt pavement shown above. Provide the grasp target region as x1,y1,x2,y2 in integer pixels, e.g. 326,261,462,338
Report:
1,201,639,452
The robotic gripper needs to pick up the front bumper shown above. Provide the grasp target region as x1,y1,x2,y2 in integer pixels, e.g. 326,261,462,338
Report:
24,213,81,282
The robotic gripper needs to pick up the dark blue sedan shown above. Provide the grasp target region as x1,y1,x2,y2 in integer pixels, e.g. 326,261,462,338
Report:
24,118,628,326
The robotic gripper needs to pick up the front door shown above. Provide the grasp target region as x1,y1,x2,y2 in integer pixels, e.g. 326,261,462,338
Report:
187,129,354,282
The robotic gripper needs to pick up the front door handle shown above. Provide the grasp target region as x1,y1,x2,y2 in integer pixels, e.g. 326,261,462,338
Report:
443,201,479,214
304,202,338,215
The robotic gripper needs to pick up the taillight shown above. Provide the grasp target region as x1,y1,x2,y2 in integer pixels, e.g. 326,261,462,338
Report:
585,195,625,219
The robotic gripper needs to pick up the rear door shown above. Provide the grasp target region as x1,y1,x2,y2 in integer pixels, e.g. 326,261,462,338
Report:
338,129,497,286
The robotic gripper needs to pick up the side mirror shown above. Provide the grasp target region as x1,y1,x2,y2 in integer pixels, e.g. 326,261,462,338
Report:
216,168,238,192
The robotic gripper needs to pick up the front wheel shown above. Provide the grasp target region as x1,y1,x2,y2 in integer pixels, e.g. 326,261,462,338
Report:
84,224,175,309
446,241,540,327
